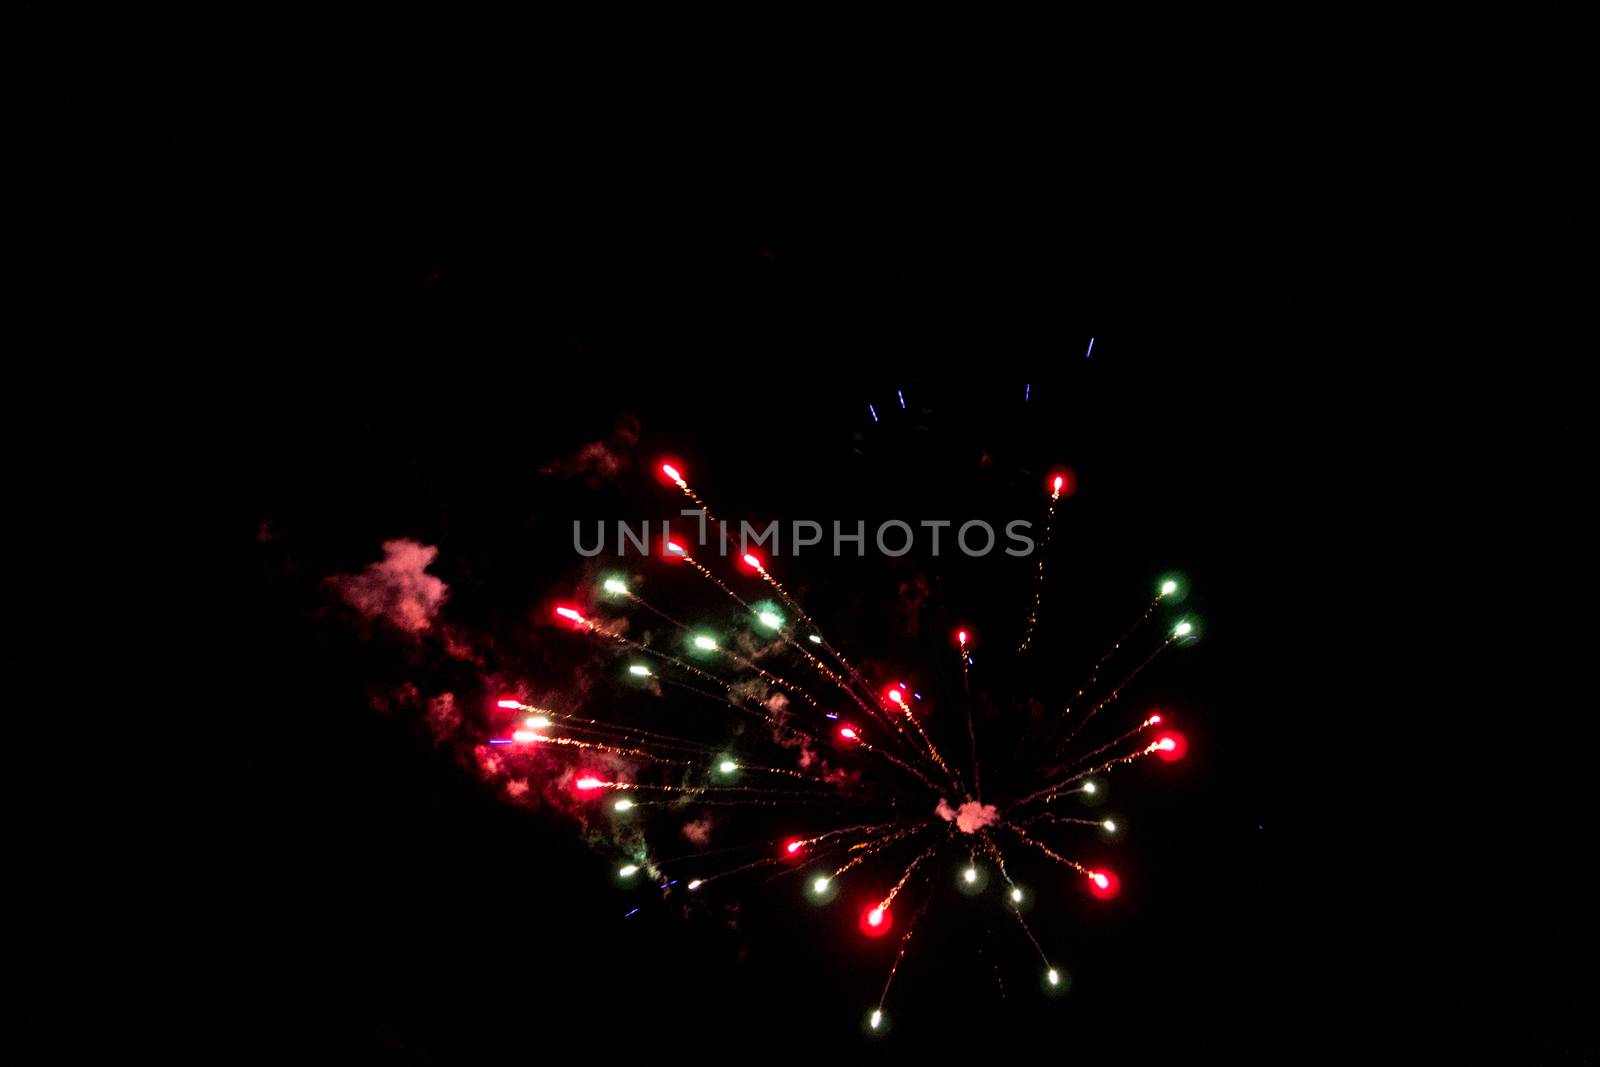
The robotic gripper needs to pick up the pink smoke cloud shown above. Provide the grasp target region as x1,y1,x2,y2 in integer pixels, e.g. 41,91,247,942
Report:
538,415,641,485
329,539,448,634
681,817,714,846
936,798,1000,834
426,691,461,743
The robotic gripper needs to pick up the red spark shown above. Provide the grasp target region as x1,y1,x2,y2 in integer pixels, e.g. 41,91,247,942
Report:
664,540,687,557
1049,470,1077,497
497,699,522,709
574,775,604,792
839,726,859,741
659,461,685,485
1155,731,1188,762
957,629,968,646
886,688,903,705
859,904,893,937
1086,869,1121,900
741,552,763,571
555,606,586,625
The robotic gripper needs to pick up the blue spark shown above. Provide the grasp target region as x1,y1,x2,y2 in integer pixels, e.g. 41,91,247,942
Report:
898,389,906,409
488,739,512,745
825,712,840,719
1085,336,1095,358
624,907,640,918
869,403,878,422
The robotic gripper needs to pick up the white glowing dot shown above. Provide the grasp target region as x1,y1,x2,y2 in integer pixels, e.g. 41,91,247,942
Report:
1174,621,1193,637
1048,969,1060,986
1161,580,1177,595
628,665,651,677
603,578,628,595
1083,782,1097,794
525,716,551,729
809,634,822,644
869,1010,883,1029
963,867,978,883
868,907,884,926
614,799,633,811
687,879,703,890
1103,820,1117,832
694,635,718,650
619,865,639,877
813,877,830,893
719,760,737,773
1011,888,1024,903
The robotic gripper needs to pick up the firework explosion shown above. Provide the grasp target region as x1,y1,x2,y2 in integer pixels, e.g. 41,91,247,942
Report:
475,460,1199,1034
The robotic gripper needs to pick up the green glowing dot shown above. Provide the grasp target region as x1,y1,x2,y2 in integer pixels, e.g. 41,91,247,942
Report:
1161,580,1178,595
693,635,718,650
628,665,651,677
719,760,737,773
603,578,628,595
758,611,783,629
1174,621,1193,637
619,865,639,877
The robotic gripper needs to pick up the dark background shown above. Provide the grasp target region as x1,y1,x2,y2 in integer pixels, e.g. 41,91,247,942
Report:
225,201,1585,1061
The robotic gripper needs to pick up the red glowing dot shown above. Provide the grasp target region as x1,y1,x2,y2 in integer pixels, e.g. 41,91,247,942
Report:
742,553,763,570
1086,869,1121,900
497,699,521,709
1048,470,1077,496
665,541,686,556
839,726,859,741
574,776,604,792
1148,713,1163,725
957,629,968,645
859,904,893,937
661,463,682,483
555,606,586,624
1155,731,1187,762
782,839,806,858
887,688,903,705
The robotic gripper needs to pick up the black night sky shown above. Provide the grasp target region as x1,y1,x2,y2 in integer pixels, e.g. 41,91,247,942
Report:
228,204,1587,1061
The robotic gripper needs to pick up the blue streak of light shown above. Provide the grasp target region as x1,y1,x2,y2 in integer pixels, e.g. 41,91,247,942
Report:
869,403,878,422
1085,336,1095,358
898,389,906,409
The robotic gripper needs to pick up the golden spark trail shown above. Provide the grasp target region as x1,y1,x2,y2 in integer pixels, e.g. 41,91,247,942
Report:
1057,637,1174,749
961,638,980,798
1001,824,1094,877
1078,591,1169,701
1011,739,1168,808
1018,482,1062,653
877,886,936,1016
877,833,949,912
979,834,1052,967
830,824,930,878
1049,713,1164,775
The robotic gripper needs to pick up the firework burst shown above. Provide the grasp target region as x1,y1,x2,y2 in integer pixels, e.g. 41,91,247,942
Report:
484,458,1198,1033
